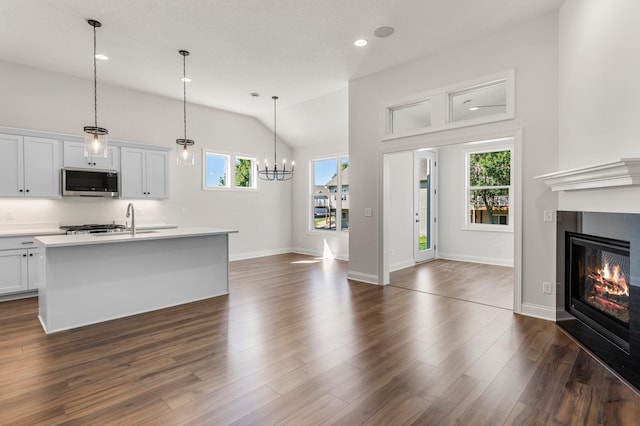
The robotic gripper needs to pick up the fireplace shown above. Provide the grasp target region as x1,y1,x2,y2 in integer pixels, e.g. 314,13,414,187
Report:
566,232,630,352
557,211,640,391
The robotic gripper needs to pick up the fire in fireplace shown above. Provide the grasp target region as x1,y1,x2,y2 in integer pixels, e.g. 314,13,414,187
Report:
584,258,630,323
567,232,631,351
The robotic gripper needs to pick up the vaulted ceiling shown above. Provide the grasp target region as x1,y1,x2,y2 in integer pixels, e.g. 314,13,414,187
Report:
0,0,564,146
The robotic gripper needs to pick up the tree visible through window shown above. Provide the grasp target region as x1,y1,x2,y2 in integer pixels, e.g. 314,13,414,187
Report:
235,157,253,188
468,149,511,226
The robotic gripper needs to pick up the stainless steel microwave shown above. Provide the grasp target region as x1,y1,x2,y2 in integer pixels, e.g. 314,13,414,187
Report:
61,168,119,197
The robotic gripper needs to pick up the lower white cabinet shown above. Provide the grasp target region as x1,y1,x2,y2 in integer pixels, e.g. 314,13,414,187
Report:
0,238,40,295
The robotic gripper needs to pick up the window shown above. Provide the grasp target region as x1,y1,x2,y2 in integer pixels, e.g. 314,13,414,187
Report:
235,156,256,188
383,69,514,141
204,152,229,188
311,156,349,232
466,148,511,228
204,150,256,190
449,80,507,123
389,99,431,133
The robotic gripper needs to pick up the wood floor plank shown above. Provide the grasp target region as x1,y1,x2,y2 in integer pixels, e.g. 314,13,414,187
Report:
1,253,639,425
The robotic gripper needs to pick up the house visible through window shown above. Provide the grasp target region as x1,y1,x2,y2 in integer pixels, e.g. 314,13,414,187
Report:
467,148,511,227
312,156,349,231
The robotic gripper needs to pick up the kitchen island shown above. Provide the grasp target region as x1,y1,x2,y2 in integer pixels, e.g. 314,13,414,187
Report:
34,227,237,334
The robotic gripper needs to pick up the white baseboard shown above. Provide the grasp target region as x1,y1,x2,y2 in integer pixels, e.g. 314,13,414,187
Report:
229,248,293,261
520,303,556,321
555,308,573,322
438,252,513,267
291,247,349,261
390,259,415,272
347,271,379,285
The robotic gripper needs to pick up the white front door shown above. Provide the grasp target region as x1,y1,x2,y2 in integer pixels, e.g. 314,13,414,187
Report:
414,150,436,263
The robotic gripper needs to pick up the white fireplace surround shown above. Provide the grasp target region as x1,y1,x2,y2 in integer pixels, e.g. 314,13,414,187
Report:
536,158,640,191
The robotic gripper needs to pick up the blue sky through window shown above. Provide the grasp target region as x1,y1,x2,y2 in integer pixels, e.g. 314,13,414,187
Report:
314,159,337,186
205,153,227,187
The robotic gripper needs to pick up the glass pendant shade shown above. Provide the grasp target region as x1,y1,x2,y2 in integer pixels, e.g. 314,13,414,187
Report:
84,126,108,158
176,140,195,166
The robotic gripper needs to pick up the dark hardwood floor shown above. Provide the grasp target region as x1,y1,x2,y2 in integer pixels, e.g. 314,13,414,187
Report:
390,259,514,310
1,253,639,425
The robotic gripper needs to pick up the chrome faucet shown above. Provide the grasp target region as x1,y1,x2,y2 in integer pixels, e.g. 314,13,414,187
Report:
125,203,136,235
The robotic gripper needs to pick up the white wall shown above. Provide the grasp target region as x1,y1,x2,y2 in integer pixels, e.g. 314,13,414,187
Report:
438,142,514,266
291,89,349,259
348,12,559,317
385,151,414,271
558,0,640,212
0,60,293,260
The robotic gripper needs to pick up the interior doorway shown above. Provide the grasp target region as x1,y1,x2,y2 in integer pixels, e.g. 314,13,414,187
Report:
382,135,519,311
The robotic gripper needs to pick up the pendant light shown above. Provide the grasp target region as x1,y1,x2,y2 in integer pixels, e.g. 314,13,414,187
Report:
176,50,195,166
257,96,294,181
83,19,108,158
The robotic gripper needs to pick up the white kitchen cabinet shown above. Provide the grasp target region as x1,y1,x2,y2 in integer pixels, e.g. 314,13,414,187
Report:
120,147,169,199
0,133,61,198
0,237,41,295
63,141,120,171
0,249,29,294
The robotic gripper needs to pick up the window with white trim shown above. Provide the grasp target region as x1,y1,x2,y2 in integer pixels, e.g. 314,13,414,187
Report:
311,156,349,232
466,147,512,228
204,150,257,190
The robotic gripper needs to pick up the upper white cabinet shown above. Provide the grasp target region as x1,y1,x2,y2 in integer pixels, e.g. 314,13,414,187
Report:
120,147,169,199
0,133,60,198
63,141,120,171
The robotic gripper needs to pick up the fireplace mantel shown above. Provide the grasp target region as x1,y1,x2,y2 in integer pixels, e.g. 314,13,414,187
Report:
535,158,640,191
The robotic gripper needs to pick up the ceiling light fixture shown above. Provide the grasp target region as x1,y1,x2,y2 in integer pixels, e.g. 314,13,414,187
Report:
373,26,395,38
83,19,109,159
176,50,195,166
94,53,109,61
354,39,368,47
257,96,294,181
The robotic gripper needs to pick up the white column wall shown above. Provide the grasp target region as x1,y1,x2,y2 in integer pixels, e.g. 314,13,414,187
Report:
558,0,640,212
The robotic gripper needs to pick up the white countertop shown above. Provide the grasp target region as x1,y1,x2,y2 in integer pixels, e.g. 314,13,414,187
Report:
0,228,65,238
35,227,238,248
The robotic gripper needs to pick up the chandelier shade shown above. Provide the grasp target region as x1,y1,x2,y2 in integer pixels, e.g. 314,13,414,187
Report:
176,50,195,166
84,19,108,158
257,96,294,181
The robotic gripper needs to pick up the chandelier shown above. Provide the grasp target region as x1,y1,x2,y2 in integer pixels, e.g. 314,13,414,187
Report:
176,50,195,166
257,96,294,181
83,19,108,158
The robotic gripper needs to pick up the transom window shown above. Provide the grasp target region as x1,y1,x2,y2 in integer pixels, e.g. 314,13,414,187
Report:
311,156,349,232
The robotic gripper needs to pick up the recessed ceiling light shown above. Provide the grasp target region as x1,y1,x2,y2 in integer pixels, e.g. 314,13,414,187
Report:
374,26,395,38
354,39,368,47
94,53,108,60
181,77,192,83
469,106,479,111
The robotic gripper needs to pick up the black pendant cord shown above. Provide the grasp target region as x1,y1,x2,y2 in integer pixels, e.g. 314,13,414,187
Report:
92,23,98,129
183,53,187,141
273,96,277,167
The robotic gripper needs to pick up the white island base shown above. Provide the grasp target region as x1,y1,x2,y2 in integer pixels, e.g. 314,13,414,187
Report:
35,228,235,334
